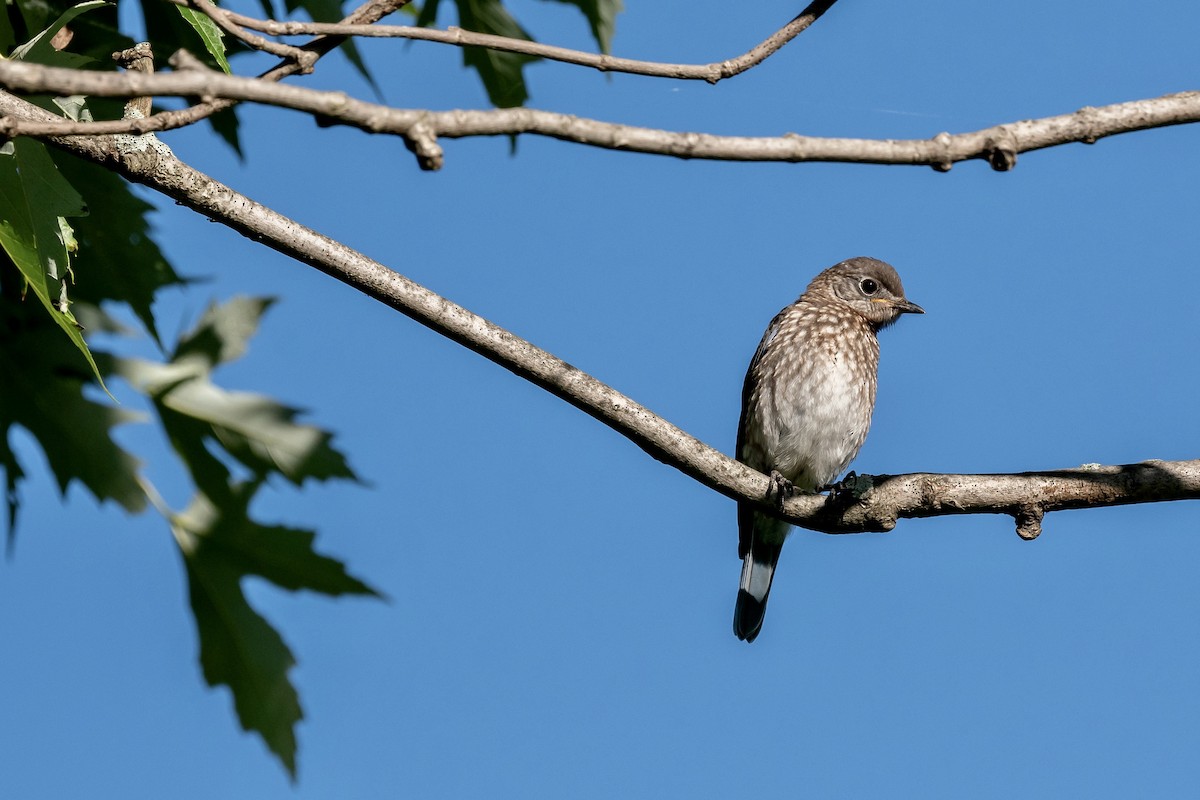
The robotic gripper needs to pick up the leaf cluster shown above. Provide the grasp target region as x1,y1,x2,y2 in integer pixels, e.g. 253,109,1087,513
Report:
0,0,404,778
1,0,623,779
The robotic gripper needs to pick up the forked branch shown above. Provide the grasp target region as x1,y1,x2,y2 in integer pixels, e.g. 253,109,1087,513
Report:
171,0,839,83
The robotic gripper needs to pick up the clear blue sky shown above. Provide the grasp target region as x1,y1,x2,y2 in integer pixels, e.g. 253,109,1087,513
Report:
3,1,1199,797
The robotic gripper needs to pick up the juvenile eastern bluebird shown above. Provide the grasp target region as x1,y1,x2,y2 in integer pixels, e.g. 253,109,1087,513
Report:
734,257,923,642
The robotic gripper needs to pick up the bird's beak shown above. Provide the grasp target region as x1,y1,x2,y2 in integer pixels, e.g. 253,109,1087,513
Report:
893,299,924,315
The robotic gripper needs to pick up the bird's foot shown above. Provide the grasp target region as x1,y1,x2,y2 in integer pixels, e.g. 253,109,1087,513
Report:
766,469,795,508
822,471,874,506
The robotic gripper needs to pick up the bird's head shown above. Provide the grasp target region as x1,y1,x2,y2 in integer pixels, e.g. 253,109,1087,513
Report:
810,256,924,330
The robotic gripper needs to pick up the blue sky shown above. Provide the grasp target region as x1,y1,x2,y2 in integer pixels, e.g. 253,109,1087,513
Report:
3,1,1199,797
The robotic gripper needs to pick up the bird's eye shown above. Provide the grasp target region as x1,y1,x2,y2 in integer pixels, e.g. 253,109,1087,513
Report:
860,278,879,295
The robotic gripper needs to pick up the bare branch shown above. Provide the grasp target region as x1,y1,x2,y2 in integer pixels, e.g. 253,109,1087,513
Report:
800,462,1200,538
98,0,412,137
111,42,154,119
1,58,1197,172
0,88,1194,541
178,0,839,83
261,0,413,72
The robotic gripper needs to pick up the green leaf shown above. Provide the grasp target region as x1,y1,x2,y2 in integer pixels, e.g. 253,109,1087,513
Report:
0,4,16,56
415,0,443,28
53,152,187,345
0,303,146,541
417,0,623,105
104,294,375,776
541,0,622,54
176,385,358,485
0,360,144,510
0,425,27,554
172,482,378,778
140,0,229,71
140,0,241,151
171,488,300,776
124,361,240,504
175,6,232,74
51,94,92,122
208,105,246,160
16,1,132,68
455,0,540,108
0,137,107,388
113,296,358,490
175,295,277,369
178,484,380,599
8,0,108,68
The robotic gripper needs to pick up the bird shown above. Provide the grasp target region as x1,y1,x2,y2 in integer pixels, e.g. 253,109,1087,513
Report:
734,257,923,642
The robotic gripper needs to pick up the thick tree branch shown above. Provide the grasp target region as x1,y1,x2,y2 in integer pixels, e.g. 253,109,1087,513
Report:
803,463,1200,538
169,0,838,83
0,88,1195,538
0,58,1196,172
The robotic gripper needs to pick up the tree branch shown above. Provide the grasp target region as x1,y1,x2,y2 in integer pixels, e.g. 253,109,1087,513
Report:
183,0,313,64
0,87,1194,539
166,0,838,83
0,58,1196,172
801,463,1200,538
94,0,412,137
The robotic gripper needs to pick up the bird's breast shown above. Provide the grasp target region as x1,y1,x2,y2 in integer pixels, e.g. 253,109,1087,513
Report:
750,316,879,489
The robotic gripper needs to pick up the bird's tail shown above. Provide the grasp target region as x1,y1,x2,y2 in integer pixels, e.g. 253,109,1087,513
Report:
733,532,784,643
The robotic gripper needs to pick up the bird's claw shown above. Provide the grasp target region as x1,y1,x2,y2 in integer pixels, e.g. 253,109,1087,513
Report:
822,471,873,505
767,470,795,508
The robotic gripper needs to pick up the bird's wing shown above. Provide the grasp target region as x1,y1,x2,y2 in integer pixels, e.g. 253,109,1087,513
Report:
735,308,789,559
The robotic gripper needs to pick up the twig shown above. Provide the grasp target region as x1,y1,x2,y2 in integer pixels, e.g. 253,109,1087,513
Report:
261,0,412,74
167,0,839,84
111,0,412,136
0,88,1195,540
112,42,154,119
184,0,313,66
1,58,1197,173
